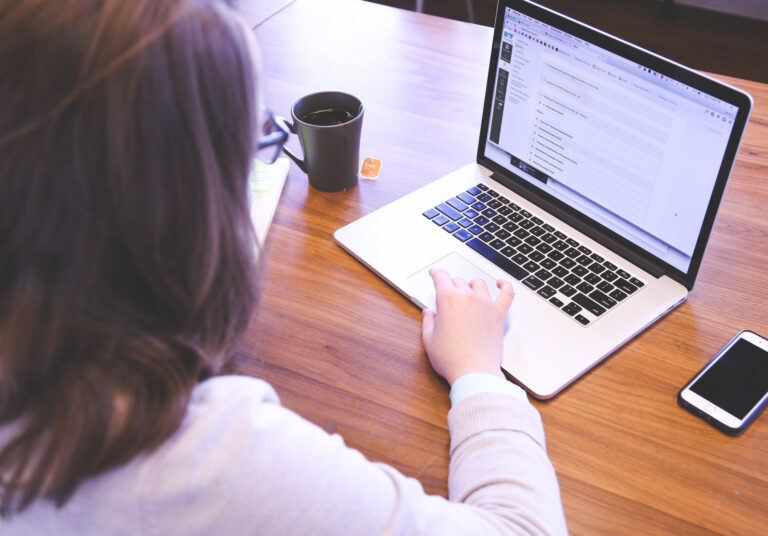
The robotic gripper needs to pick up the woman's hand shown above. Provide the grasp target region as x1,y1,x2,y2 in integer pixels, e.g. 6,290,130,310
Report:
421,268,515,386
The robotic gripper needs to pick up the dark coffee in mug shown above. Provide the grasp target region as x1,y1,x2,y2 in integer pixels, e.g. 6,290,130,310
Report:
300,108,356,126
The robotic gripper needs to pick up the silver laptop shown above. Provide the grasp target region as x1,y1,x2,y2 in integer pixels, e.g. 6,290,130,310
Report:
335,0,753,398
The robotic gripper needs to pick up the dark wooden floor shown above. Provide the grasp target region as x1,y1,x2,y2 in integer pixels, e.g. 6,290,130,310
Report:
368,0,768,84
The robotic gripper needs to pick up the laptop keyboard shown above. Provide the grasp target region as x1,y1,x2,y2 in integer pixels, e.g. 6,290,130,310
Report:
423,183,645,326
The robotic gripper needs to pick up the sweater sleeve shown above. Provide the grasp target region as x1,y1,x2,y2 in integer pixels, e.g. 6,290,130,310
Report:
139,376,567,536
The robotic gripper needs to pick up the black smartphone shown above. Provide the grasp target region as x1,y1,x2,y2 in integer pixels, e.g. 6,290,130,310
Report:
678,330,768,435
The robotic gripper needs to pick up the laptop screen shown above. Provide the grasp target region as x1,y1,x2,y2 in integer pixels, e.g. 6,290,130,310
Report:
478,1,752,286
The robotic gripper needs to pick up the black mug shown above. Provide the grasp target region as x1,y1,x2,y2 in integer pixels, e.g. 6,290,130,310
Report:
282,91,363,192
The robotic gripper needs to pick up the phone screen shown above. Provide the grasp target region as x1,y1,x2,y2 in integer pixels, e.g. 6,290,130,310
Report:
690,338,768,419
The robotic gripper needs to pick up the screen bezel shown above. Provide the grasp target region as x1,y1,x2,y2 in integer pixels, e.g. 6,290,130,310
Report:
476,0,753,290
679,330,768,433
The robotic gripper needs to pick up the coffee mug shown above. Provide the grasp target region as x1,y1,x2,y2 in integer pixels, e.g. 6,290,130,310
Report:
282,91,363,192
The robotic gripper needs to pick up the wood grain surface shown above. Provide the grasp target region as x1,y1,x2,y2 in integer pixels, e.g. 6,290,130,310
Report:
232,1,768,533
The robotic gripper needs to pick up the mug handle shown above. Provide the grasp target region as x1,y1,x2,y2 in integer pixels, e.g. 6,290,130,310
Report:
281,121,307,173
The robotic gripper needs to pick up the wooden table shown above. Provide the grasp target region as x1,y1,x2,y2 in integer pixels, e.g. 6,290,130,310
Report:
235,1,768,533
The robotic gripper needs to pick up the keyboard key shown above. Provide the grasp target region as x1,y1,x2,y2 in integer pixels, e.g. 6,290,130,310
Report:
475,183,489,191
597,281,614,293
548,276,564,289
519,219,534,229
616,269,631,279
487,189,499,198
552,240,568,251
509,202,521,211
576,255,592,266
630,277,645,287
548,250,564,261
443,222,460,233
453,229,472,242
576,282,594,294
447,198,469,212
554,231,567,240
549,296,564,307
467,186,483,195
509,212,523,222
528,251,545,263
474,216,489,225
560,285,576,297
484,223,500,233
589,263,606,274
538,286,556,299
463,208,479,219
590,253,605,263
589,289,617,309
513,228,530,239
614,278,638,294
585,273,601,285
523,261,540,272
458,217,473,228
423,208,440,219
501,246,516,256
502,222,519,232
543,223,555,233
436,203,462,221
536,243,553,254
565,274,581,286
578,245,592,255
511,253,528,265
433,214,449,226
517,244,533,255
564,247,580,259
552,266,568,277
574,314,590,325
457,192,475,204
525,235,541,246
479,232,494,243
560,258,576,269
530,226,545,237
523,275,544,290
531,216,543,225
602,270,618,282
573,293,606,316
498,206,513,216
520,209,532,218
492,214,507,225
496,229,511,240
505,236,522,247
562,302,582,316
498,196,510,204
540,258,556,270
468,224,484,235
573,265,588,277
535,268,552,281
487,199,502,209
471,201,486,211
466,238,529,280
477,193,492,202
481,208,497,218
566,238,579,247
603,261,617,271
490,239,505,250
610,289,628,301
540,233,556,244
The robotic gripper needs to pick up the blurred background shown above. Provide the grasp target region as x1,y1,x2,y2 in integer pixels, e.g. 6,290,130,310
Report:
366,0,768,83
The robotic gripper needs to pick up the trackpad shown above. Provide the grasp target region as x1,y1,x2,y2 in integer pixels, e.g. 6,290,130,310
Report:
406,252,506,313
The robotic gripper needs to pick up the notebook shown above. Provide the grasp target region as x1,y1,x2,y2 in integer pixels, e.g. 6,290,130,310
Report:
334,0,752,398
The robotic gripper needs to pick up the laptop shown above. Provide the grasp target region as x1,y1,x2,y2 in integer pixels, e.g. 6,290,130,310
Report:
334,0,753,398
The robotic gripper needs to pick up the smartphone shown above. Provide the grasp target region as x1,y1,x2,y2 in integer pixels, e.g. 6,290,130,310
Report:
678,330,768,435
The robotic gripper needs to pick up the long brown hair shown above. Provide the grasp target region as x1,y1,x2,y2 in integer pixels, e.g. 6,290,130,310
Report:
0,0,259,515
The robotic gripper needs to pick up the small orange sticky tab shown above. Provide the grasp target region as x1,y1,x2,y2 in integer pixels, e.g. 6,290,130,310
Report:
360,157,382,179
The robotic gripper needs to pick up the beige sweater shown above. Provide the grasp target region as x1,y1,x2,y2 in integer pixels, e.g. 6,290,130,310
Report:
0,376,567,535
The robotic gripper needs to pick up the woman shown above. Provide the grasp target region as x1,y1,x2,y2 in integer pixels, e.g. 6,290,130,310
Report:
0,0,567,533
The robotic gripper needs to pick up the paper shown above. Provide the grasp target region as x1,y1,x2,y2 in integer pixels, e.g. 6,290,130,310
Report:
249,157,290,247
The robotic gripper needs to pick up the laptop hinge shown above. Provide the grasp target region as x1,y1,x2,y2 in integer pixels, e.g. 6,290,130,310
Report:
491,172,665,279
